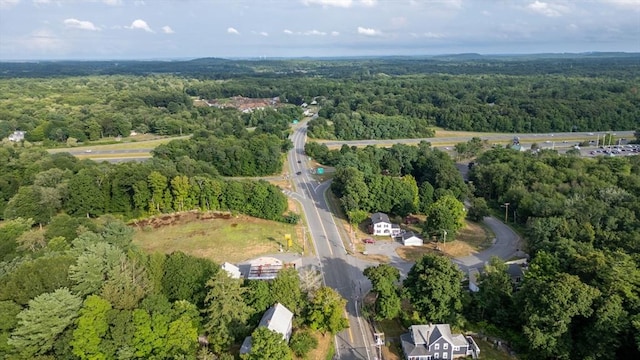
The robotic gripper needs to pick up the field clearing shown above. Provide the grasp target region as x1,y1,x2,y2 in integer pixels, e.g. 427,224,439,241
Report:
132,213,301,264
75,154,153,160
49,135,190,153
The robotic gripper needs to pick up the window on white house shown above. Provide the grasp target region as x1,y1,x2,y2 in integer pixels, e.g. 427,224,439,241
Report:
443,343,448,350
453,346,459,351
434,353,439,359
435,344,439,350
443,352,448,359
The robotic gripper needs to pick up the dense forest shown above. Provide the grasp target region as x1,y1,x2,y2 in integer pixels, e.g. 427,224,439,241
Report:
305,141,469,237
0,147,295,228
1,54,639,359
335,145,640,360
2,55,639,146
0,214,346,359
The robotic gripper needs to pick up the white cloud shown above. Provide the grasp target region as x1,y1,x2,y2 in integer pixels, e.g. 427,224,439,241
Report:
304,29,326,36
600,0,640,10
527,1,569,17
127,19,153,32
302,0,353,7
283,29,331,36
257,31,268,36
64,18,100,31
162,26,174,34
103,0,121,5
227,27,240,35
302,0,377,7
357,26,381,36
0,0,20,9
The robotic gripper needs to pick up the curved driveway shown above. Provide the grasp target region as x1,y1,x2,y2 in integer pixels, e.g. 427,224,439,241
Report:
452,216,522,272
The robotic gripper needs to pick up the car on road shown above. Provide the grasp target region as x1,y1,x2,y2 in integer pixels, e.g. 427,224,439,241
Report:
297,160,301,163
362,238,375,244
296,171,302,175
85,149,92,153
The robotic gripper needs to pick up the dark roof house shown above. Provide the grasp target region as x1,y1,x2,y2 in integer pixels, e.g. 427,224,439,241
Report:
401,324,480,360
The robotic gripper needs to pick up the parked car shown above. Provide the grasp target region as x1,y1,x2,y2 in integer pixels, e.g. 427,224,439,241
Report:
363,238,375,244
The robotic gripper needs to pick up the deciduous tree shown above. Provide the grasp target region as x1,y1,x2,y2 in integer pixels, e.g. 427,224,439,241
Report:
403,254,463,323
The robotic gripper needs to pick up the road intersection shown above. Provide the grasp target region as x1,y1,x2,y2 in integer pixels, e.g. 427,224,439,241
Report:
286,120,524,359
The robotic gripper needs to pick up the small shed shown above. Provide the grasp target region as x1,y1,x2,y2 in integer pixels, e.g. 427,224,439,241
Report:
401,231,424,246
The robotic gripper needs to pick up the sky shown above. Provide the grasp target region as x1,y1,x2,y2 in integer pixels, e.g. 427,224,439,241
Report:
0,0,638,60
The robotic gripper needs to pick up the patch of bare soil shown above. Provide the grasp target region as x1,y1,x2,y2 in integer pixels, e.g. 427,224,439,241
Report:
129,210,234,229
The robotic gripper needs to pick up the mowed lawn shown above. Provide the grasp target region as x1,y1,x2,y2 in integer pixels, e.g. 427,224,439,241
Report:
132,216,300,264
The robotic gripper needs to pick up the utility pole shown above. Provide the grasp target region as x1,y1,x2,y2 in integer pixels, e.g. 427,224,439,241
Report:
502,202,510,223
442,229,448,250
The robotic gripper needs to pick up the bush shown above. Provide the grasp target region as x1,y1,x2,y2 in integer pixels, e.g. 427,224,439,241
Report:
289,329,318,358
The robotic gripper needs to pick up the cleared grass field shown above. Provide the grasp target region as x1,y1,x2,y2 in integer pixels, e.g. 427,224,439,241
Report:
132,214,301,264
48,135,190,153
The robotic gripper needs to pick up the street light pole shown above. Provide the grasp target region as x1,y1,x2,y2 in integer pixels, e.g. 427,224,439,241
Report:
503,202,510,223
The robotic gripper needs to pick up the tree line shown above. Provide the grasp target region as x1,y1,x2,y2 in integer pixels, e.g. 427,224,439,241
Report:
463,148,640,359
0,215,347,359
3,56,638,146
0,146,292,231
305,141,468,237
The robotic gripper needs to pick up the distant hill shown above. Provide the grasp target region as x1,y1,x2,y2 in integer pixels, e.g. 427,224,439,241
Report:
0,53,638,78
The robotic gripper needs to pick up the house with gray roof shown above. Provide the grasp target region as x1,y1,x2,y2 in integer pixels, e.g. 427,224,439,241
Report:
400,324,480,360
240,303,294,355
370,212,401,237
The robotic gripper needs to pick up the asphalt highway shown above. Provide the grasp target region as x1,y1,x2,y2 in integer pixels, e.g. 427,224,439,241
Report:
287,123,374,360
319,130,635,148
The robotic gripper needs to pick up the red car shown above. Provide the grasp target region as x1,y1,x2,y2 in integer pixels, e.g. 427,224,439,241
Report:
363,238,375,244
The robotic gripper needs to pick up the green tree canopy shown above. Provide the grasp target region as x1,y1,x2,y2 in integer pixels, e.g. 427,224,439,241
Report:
9,288,82,357
403,254,463,323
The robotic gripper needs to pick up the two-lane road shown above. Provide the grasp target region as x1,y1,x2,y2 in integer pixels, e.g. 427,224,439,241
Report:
287,123,373,360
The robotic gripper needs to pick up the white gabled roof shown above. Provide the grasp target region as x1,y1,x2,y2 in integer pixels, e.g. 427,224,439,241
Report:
259,303,293,340
222,262,241,279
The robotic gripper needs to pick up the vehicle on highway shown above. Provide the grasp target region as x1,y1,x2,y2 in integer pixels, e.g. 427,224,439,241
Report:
296,171,302,175
363,238,375,244
297,160,301,163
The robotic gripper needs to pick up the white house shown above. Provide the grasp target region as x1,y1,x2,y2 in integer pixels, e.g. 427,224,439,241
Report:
401,231,424,246
7,131,25,142
400,324,480,360
240,303,294,354
370,212,401,237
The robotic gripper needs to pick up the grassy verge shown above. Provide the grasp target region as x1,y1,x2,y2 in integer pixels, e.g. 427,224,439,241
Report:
48,135,190,153
132,214,300,264
474,337,518,359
